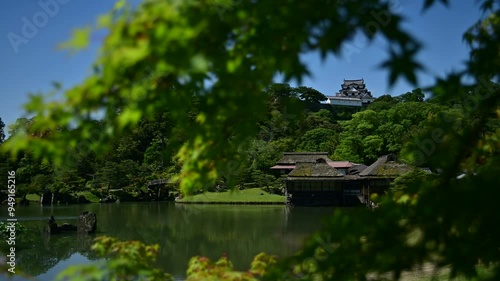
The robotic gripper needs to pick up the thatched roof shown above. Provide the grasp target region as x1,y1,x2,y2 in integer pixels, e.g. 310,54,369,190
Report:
359,154,412,177
288,162,344,178
276,152,333,165
348,164,368,175
272,152,357,171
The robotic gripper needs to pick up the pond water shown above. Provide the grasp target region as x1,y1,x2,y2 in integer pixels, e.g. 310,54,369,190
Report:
1,202,336,280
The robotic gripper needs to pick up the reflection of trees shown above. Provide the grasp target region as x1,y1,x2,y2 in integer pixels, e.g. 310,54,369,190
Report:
13,202,333,278
93,203,313,276
134,204,329,275
16,231,98,277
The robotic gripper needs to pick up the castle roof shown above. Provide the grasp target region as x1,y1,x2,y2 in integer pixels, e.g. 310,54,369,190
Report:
343,79,365,85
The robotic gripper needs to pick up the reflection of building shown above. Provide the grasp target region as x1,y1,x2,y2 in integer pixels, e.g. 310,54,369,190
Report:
325,79,375,107
276,153,413,207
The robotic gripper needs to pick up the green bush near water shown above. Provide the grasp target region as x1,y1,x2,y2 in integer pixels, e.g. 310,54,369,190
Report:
25,193,40,202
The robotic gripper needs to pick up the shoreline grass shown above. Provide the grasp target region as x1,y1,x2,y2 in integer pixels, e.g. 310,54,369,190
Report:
176,188,285,204
25,194,40,202
79,191,101,203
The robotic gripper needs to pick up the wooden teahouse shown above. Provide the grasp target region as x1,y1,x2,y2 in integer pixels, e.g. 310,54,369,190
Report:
280,153,413,207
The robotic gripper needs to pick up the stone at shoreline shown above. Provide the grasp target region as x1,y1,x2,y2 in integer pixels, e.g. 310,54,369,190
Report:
77,211,97,234
99,194,117,203
44,212,97,235
60,223,77,231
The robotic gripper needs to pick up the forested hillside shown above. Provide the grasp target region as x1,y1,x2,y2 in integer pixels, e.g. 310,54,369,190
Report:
3,85,493,203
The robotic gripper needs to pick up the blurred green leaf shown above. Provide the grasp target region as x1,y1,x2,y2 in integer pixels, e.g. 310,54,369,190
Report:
58,26,92,53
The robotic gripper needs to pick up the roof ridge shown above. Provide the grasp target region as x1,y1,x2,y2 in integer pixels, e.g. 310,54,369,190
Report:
283,152,329,155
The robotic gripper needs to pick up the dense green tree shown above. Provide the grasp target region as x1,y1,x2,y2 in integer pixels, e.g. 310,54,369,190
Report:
362,134,384,161
14,153,54,198
143,138,165,173
334,102,446,163
258,109,294,142
247,140,282,173
0,117,5,144
396,88,425,103
300,109,339,132
332,136,364,163
367,94,399,111
0,153,12,187
28,174,54,196
8,117,33,137
15,153,52,187
75,151,97,181
0,118,9,189
298,128,337,153
330,105,364,120
295,86,327,103
266,83,296,102
52,166,86,193
99,160,141,191
113,135,144,163
268,137,296,154
250,169,276,189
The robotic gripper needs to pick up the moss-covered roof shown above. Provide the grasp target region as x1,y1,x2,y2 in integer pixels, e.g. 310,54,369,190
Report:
359,154,412,177
276,152,333,165
348,164,368,175
288,162,343,177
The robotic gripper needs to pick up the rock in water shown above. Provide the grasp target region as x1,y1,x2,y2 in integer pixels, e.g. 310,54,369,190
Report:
77,211,97,234
60,223,77,231
44,215,61,234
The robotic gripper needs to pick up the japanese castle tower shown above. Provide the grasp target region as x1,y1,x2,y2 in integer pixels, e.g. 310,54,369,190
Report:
326,79,375,106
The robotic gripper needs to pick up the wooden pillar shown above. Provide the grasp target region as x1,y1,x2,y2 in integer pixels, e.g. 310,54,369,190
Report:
342,183,345,206
368,182,371,209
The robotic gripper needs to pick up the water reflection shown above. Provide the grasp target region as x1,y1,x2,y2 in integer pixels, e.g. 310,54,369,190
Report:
0,202,335,280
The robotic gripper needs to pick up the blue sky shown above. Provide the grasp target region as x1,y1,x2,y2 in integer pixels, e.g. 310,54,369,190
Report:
0,0,485,133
